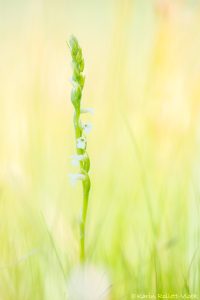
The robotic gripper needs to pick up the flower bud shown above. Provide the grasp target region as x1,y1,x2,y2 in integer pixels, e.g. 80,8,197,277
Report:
69,36,79,57
71,85,82,107
79,74,85,88
76,48,83,64
79,59,84,72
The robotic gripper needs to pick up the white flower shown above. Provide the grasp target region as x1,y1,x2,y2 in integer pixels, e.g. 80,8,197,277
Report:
67,264,111,300
82,123,92,135
69,173,85,186
76,137,87,150
70,154,86,166
81,108,94,115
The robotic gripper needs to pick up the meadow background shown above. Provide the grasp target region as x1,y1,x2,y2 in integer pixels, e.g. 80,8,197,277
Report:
0,0,200,299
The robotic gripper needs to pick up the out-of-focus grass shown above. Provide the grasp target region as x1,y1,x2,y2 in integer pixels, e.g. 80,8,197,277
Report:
0,0,200,299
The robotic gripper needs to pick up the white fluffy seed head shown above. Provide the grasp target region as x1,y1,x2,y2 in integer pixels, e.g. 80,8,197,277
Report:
67,264,111,300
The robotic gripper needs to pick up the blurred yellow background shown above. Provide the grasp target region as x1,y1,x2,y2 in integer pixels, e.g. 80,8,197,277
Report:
0,0,200,299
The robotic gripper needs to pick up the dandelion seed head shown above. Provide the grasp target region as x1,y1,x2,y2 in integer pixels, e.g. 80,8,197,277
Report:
67,264,111,300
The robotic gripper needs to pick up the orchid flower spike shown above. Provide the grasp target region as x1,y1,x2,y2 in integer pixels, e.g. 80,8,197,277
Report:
68,35,92,262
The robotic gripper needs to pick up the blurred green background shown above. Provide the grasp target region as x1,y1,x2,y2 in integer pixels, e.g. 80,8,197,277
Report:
0,0,200,299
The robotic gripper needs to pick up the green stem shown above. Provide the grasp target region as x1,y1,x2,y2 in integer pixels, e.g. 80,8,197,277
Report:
80,186,89,262
74,111,90,262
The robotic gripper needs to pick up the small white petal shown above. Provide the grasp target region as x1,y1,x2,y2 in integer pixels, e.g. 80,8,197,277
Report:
69,173,85,186
81,108,94,115
76,137,87,150
82,123,92,134
70,154,86,166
